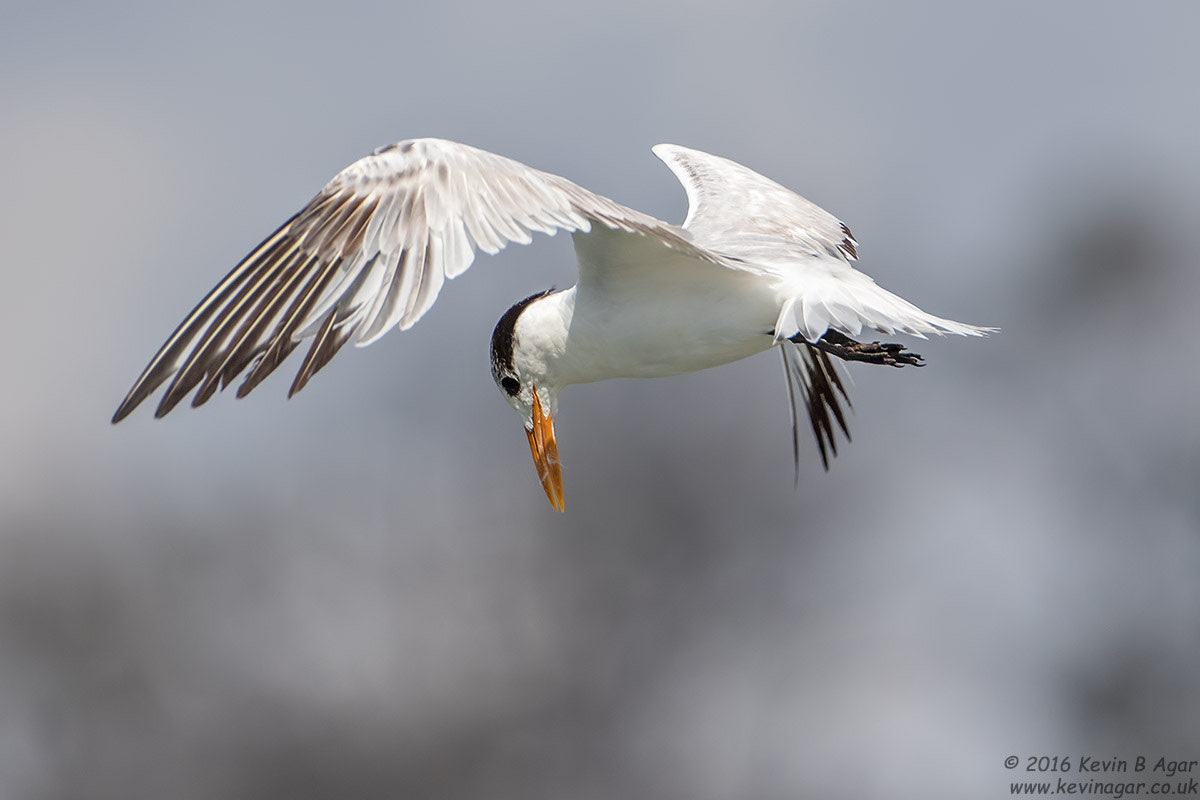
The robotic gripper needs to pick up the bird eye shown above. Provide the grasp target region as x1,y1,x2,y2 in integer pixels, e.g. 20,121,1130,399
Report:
500,376,521,396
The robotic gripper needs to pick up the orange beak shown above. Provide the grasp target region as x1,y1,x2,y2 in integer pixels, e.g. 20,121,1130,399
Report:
525,388,564,512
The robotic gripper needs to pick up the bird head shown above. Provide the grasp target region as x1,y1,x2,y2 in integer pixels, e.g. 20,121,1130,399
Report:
490,291,567,512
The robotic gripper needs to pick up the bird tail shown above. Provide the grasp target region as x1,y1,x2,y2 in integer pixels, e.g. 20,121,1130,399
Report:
773,270,996,345
780,340,851,479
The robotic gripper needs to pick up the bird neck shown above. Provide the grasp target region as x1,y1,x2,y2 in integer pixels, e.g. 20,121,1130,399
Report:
512,288,577,392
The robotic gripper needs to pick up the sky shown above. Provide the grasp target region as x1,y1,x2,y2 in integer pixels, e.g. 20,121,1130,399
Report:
2,1,1198,798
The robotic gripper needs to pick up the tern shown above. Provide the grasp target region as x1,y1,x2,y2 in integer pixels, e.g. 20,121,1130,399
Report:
112,138,993,510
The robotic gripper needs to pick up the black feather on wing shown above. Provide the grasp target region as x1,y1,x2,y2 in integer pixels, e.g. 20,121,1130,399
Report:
780,340,852,477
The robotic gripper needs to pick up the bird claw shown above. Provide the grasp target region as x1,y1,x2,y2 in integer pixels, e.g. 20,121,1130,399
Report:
802,330,926,368
846,340,925,367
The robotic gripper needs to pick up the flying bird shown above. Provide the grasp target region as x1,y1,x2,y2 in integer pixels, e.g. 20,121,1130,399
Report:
112,139,993,510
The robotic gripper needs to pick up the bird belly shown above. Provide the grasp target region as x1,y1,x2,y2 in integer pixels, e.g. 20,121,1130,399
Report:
560,273,779,383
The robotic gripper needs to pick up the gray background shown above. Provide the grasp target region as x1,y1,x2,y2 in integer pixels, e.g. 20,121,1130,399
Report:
2,1,1198,798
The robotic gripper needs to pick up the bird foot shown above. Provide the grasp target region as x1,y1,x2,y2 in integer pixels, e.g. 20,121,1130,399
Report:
802,330,925,368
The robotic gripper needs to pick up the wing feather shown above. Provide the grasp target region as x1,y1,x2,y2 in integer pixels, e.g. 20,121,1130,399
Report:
652,143,859,264
290,310,355,398
442,217,472,279
113,138,711,421
655,143,994,342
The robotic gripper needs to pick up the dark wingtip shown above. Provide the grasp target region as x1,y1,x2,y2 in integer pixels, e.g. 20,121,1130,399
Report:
840,223,858,259
288,312,354,399
190,373,224,408
153,392,185,419
111,383,156,424
236,335,299,399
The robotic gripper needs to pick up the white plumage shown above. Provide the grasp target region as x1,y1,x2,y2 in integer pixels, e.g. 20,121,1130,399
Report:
113,138,994,509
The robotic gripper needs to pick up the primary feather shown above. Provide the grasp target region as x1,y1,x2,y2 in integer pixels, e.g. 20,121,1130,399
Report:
111,139,712,422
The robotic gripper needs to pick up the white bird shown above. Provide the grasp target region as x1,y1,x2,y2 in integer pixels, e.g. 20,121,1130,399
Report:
112,138,994,511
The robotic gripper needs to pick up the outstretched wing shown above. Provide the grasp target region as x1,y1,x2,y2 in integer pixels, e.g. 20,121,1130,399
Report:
113,138,713,422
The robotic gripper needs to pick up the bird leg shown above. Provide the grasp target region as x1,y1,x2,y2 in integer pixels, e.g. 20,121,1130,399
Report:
799,329,925,368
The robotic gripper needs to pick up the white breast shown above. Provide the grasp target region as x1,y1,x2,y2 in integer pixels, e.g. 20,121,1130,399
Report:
552,228,781,385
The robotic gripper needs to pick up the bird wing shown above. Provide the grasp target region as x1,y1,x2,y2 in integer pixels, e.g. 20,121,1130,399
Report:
653,143,992,343
654,144,991,474
113,138,719,422
651,143,859,265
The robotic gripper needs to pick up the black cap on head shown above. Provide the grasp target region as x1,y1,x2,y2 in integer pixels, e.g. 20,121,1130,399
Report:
490,290,552,389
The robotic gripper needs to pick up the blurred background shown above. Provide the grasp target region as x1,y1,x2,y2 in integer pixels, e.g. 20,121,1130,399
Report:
2,1,1198,797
